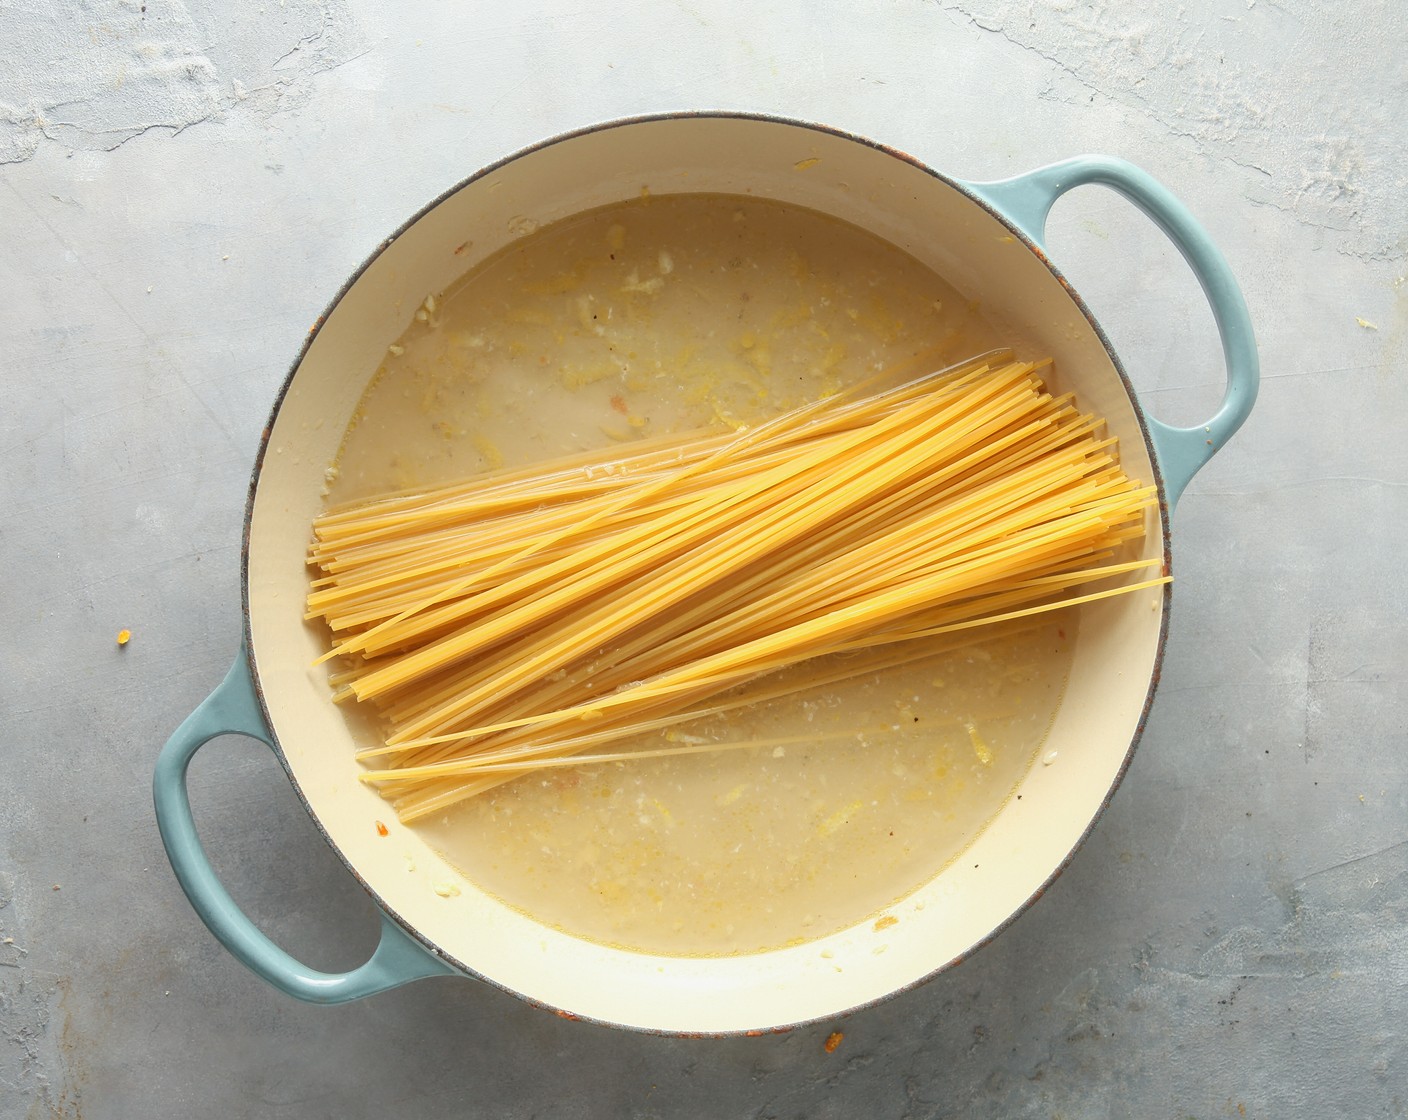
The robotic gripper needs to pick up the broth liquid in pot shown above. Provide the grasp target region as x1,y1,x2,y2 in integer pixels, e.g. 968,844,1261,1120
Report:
326,194,1075,957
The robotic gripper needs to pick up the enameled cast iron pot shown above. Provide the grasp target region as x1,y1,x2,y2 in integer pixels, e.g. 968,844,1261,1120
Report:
154,113,1258,1034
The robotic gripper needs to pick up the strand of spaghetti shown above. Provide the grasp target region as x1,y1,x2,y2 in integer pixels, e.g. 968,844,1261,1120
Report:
357,615,1056,759
325,452,1110,639
344,365,1040,700
309,354,1164,818
366,473,1154,738
312,491,733,628
314,462,743,665
315,425,790,646
310,400,1029,592
359,728,892,783
374,453,1143,738
313,425,738,527
525,576,1156,766
371,552,1064,805
314,460,820,620
320,346,1012,543
316,377,1086,645
373,378,1065,734
393,778,522,818
374,495,1064,783
312,430,878,577
381,613,1086,818
396,572,1168,751
314,367,970,660
371,543,1098,760
370,544,1137,749
622,512,1148,695
316,400,1058,656
317,418,992,640
318,350,1006,590
581,469,1145,693
315,355,1019,608
478,410,1119,692
312,355,1013,645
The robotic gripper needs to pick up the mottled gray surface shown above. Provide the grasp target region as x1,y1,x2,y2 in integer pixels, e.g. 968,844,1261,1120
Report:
2,1,1405,1117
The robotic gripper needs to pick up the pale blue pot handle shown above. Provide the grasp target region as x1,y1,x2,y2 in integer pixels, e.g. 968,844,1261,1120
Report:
962,156,1259,513
153,647,458,1003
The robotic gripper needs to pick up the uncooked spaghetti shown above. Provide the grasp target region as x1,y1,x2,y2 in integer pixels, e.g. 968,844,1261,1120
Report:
307,351,1165,822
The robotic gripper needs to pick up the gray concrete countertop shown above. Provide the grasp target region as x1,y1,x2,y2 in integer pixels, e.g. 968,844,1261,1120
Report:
3,2,1404,1116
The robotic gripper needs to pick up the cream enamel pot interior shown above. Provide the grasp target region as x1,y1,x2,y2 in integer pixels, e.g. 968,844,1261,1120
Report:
154,113,1257,1034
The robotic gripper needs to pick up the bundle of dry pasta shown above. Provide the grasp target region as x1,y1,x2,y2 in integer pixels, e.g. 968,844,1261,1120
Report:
307,351,1166,821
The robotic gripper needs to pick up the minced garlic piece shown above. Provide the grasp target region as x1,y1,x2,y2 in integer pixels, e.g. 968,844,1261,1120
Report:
967,722,993,765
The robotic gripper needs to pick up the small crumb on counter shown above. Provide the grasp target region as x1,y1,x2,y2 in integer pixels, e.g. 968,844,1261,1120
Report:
1356,317,1378,330
824,1031,844,1053
117,628,132,647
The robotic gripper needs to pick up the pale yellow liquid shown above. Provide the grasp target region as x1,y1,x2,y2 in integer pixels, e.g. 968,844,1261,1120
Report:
328,193,1075,957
